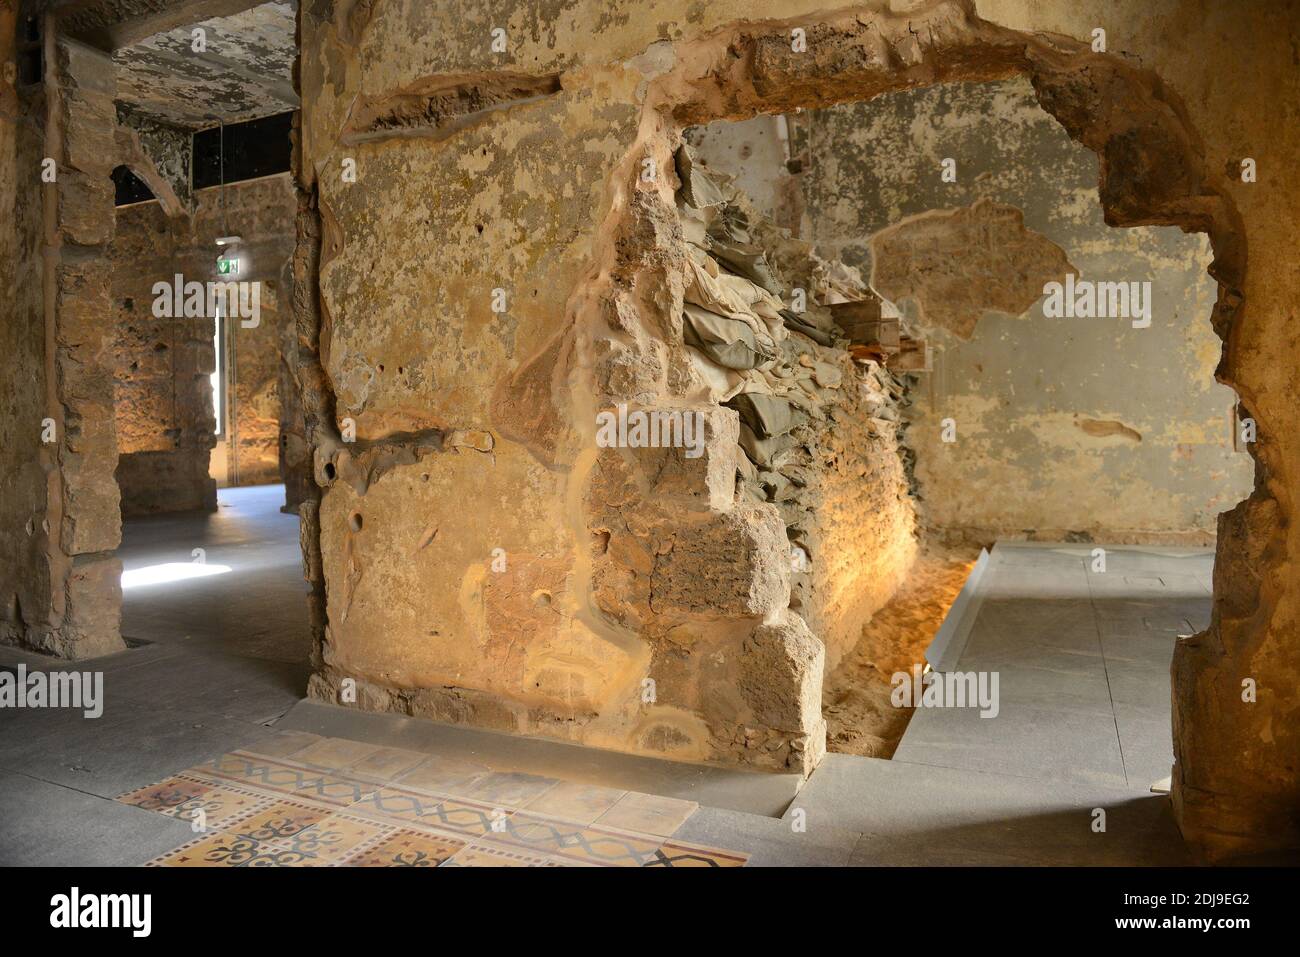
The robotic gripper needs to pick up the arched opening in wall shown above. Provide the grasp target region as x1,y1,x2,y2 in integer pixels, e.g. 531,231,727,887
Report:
676,75,1252,790
582,5,1255,820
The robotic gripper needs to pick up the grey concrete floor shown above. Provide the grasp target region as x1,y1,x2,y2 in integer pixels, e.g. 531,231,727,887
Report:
0,496,1202,865
118,483,313,663
895,542,1207,792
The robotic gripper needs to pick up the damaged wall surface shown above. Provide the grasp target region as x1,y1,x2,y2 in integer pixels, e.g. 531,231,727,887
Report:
280,0,1298,862
801,77,1253,544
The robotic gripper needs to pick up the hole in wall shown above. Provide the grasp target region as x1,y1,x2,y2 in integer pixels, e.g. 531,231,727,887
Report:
591,15,1253,786
678,91,1248,761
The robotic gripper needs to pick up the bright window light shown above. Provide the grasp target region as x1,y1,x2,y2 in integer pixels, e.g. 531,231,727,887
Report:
121,563,233,590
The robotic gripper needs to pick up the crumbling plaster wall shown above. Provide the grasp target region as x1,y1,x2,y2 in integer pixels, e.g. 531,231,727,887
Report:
800,77,1253,544
109,173,297,514
293,0,1299,857
684,80,1254,546
670,135,921,672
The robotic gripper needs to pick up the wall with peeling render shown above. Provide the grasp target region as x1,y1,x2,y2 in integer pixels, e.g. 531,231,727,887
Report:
800,77,1254,544
674,131,921,672
289,0,1300,858
109,174,297,513
116,105,192,210
688,80,1254,545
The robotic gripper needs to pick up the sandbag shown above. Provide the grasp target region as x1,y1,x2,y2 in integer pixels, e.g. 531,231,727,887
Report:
682,303,773,370
674,145,727,209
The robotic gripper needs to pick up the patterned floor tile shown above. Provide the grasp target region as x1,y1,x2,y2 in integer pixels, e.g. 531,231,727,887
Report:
346,830,465,866
150,831,315,867
497,813,663,866
195,751,378,807
454,770,558,806
596,791,698,837
269,812,392,865
394,756,491,796
119,775,269,829
347,785,498,837
642,842,749,867
226,800,332,848
121,739,750,868
522,780,627,825
441,843,569,867
119,775,218,814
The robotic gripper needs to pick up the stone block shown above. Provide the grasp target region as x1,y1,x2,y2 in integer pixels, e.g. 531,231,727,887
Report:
60,556,125,659
649,500,790,621
592,403,739,513
737,612,826,733
58,168,115,246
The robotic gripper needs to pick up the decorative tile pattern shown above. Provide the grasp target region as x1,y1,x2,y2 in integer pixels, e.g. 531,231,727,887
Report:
643,842,749,868
227,800,332,847
499,813,662,867
120,775,267,829
350,787,504,837
151,831,313,868
194,750,380,807
121,739,750,868
262,812,391,865
441,843,567,867
347,831,465,867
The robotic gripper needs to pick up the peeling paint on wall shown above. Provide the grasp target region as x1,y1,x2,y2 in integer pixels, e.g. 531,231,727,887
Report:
804,77,1252,543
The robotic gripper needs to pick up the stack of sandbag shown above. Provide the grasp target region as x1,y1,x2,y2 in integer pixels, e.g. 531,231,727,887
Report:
672,142,910,539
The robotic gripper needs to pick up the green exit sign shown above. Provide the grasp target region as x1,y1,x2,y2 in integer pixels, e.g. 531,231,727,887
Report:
217,257,240,276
